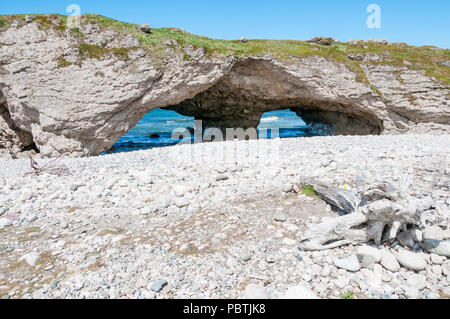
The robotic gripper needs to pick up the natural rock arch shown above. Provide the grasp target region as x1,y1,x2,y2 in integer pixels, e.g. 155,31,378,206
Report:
165,58,383,136
0,17,448,157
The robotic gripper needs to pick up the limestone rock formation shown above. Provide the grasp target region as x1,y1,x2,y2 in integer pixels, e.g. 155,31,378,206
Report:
0,14,449,157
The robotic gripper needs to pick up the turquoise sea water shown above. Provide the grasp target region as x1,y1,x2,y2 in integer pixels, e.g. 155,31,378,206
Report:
108,109,315,154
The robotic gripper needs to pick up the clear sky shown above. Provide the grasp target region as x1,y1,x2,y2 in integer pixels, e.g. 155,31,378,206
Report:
1,0,449,48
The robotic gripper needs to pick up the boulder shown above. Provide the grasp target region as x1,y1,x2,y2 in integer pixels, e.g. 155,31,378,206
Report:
347,54,364,61
396,250,427,271
138,24,152,34
368,38,388,44
245,284,268,299
423,226,450,257
406,274,427,290
357,245,382,263
19,252,40,266
0,218,12,229
333,255,361,272
409,228,423,242
239,36,248,43
307,37,335,46
284,284,319,299
396,231,415,248
380,250,400,272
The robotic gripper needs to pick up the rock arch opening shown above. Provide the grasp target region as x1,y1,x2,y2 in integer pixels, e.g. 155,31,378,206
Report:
107,108,195,154
164,58,383,138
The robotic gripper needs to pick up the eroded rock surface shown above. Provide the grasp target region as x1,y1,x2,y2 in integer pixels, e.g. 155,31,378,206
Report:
0,17,449,157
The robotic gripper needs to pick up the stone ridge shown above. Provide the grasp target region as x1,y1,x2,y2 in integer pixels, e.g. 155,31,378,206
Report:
0,14,449,157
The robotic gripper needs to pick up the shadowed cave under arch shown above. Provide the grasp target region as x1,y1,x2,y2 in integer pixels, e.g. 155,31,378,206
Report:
163,59,383,138
109,59,384,153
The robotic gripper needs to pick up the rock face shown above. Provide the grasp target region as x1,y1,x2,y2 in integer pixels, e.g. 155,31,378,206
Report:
0,16,449,157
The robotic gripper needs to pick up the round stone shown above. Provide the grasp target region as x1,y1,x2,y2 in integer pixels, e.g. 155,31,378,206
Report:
404,286,419,299
380,250,401,272
284,284,319,299
396,250,427,271
333,255,361,272
406,274,427,290
245,284,268,299
356,245,381,263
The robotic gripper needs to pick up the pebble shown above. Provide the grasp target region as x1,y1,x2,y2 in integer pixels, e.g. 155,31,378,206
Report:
430,254,444,265
333,255,361,272
0,135,447,299
19,252,40,266
404,286,419,299
240,253,251,262
216,175,229,182
149,280,168,293
334,276,350,289
284,283,319,299
442,260,450,276
273,212,287,222
50,280,59,289
0,207,7,216
396,231,415,249
381,250,401,272
245,284,268,299
175,197,190,208
424,239,450,258
0,218,12,228
356,245,381,263
406,274,427,290
282,238,297,246
409,228,423,243
172,185,190,197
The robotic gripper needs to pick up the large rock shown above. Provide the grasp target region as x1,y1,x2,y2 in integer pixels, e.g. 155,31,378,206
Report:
0,16,449,157
368,38,388,44
396,250,427,271
245,283,268,299
284,284,319,299
442,260,450,276
138,24,152,34
380,250,400,272
396,231,415,248
333,255,361,272
0,217,12,229
423,226,450,257
424,239,450,257
19,252,40,266
357,245,382,263
406,274,427,290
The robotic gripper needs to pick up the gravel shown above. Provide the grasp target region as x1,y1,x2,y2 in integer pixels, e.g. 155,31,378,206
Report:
0,134,448,299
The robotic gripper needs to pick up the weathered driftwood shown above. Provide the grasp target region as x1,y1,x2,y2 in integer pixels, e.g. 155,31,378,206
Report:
24,155,72,177
298,177,446,251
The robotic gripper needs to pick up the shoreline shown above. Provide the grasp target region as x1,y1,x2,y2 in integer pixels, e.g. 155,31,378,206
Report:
0,134,449,299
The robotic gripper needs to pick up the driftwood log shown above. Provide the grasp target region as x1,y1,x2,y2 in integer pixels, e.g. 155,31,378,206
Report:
298,177,446,251
24,155,72,177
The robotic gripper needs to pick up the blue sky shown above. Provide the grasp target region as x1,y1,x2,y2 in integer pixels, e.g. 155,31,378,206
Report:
1,0,449,48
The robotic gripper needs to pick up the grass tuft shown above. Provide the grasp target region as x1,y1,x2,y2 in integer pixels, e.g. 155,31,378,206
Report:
1,13,448,86
77,43,132,61
302,184,317,197
341,291,355,299
57,57,73,68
